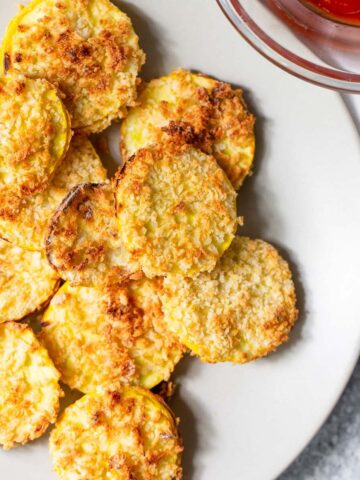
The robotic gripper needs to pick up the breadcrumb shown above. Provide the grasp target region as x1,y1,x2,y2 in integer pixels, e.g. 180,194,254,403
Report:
0,238,60,323
46,182,139,286
115,142,237,278
0,322,62,449
0,136,107,251
0,75,70,213
1,0,145,133
40,278,185,393
50,386,183,479
121,69,255,189
161,237,298,363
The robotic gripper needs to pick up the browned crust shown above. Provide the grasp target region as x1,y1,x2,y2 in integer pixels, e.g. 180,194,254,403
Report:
115,140,201,201
3,53,10,74
113,154,136,191
115,140,237,278
0,135,107,251
46,182,139,286
0,76,71,215
50,385,183,479
162,82,255,188
46,182,104,272
2,0,145,133
114,142,187,218
121,70,255,189
0,321,62,449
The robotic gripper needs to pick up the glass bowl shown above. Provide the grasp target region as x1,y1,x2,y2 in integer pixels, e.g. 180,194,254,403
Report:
216,0,360,93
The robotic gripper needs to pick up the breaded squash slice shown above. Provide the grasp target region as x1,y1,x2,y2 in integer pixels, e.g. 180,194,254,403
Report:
50,385,183,480
0,239,60,323
46,182,139,286
121,69,255,189
115,142,237,278
0,136,107,251
1,0,145,134
0,75,70,213
40,278,185,393
0,322,62,449
161,237,298,363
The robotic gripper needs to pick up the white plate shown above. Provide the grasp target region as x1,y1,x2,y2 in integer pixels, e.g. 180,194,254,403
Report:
1,1,360,479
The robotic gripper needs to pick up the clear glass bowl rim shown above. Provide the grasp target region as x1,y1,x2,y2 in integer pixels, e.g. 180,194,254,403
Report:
216,0,360,93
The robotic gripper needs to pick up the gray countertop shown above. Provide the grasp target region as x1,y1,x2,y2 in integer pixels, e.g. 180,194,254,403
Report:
279,359,360,480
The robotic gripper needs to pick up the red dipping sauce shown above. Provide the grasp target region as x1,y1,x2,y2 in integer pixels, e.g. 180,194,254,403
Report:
303,0,360,25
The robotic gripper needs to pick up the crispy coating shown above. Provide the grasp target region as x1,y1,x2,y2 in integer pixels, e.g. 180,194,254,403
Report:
120,69,255,189
0,322,62,449
0,136,107,251
39,278,185,393
0,239,60,323
115,142,237,278
46,182,139,286
1,0,145,134
50,385,183,480
161,237,298,363
0,75,70,213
